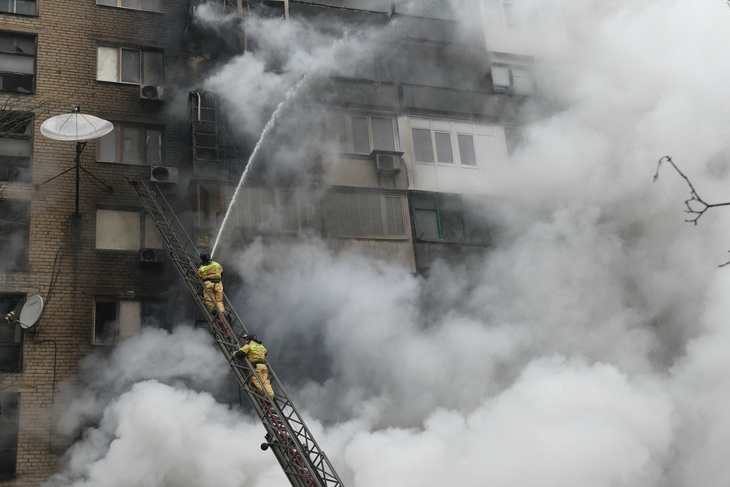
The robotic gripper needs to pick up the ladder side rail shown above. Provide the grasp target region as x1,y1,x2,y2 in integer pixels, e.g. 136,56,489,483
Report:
131,180,344,487
218,280,342,485
224,348,322,487
266,367,345,487
130,181,242,349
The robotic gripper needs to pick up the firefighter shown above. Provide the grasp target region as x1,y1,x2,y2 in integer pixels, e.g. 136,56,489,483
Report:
234,333,275,399
197,251,226,315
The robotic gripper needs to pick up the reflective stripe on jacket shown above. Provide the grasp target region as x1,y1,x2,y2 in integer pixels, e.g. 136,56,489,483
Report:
198,261,223,280
239,342,267,364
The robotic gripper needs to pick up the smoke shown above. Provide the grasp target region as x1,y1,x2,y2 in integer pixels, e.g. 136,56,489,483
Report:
43,0,730,486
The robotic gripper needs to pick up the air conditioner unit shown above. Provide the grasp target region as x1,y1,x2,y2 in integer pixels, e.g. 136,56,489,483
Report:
150,166,178,184
375,153,401,175
140,84,164,101
139,248,165,263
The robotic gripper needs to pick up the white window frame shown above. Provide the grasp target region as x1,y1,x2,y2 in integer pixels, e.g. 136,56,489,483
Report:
96,46,163,85
95,208,163,251
97,122,162,165
96,0,163,12
410,121,480,167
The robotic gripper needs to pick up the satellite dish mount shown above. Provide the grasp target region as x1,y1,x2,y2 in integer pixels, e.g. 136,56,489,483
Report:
4,295,44,332
37,107,114,216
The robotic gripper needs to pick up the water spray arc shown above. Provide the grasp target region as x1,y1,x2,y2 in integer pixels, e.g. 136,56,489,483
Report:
211,74,312,257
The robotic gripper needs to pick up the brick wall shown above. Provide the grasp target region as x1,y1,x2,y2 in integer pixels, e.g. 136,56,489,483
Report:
0,1,191,484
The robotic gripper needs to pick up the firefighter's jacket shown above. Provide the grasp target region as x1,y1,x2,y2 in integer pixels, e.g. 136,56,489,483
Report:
238,341,267,365
198,261,223,282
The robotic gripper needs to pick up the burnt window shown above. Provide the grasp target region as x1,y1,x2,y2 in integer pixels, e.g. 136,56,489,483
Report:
0,199,28,270
93,298,165,345
0,294,22,371
412,192,490,244
0,32,35,93
0,392,18,479
325,191,405,238
0,111,31,181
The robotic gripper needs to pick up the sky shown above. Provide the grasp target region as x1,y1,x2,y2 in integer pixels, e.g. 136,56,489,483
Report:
42,0,730,486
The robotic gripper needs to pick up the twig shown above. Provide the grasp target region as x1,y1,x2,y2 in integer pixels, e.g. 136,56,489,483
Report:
654,155,730,266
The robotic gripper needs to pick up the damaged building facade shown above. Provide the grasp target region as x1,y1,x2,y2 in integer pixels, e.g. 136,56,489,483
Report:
0,0,538,484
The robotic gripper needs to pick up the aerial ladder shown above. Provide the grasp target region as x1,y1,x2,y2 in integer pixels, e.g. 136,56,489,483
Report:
129,179,345,487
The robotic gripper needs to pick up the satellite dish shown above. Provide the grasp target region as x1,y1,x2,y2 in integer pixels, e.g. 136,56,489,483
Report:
18,295,43,330
40,109,113,142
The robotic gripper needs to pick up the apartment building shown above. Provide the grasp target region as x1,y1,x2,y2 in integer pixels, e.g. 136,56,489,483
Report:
0,0,535,483
0,1,190,484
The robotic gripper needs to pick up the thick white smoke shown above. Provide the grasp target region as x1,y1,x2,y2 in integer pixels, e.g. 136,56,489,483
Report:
44,0,730,486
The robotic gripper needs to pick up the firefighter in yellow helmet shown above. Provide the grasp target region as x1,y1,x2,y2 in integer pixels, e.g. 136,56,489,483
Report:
234,333,275,399
198,251,226,315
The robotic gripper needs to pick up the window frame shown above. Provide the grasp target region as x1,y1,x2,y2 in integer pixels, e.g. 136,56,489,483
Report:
0,31,36,94
0,199,29,270
0,0,37,16
92,296,165,345
334,113,398,155
95,208,163,251
96,0,163,13
97,122,163,165
0,294,23,372
411,124,480,167
324,190,406,239
231,186,318,235
0,392,18,479
0,110,32,181
96,46,163,86
411,192,489,244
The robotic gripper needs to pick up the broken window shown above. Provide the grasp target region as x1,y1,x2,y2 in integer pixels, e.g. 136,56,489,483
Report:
0,294,22,372
0,111,32,181
325,191,405,238
96,46,163,86
0,199,28,270
0,31,35,93
93,298,165,345
95,209,163,251
0,392,18,478
97,122,162,165
412,192,490,243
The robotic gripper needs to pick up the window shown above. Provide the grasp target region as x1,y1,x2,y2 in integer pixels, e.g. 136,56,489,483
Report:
98,123,162,165
97,46,163,86
334,114,397,154
325,191,405,238
482,0,540,29
0,0,36,15
0,294,22,372
412,193,489,243
492,65,533,95
197,182,224,229
412,128,477,166
96,0,162,12
0,111,31,181
95,209,163,250
93,298,164,345
0,392,18,479
232,187,313,234
0,199,28,270
0,32,35,93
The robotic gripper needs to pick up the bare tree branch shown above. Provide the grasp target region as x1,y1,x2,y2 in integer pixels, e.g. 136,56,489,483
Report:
654,155,730,266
